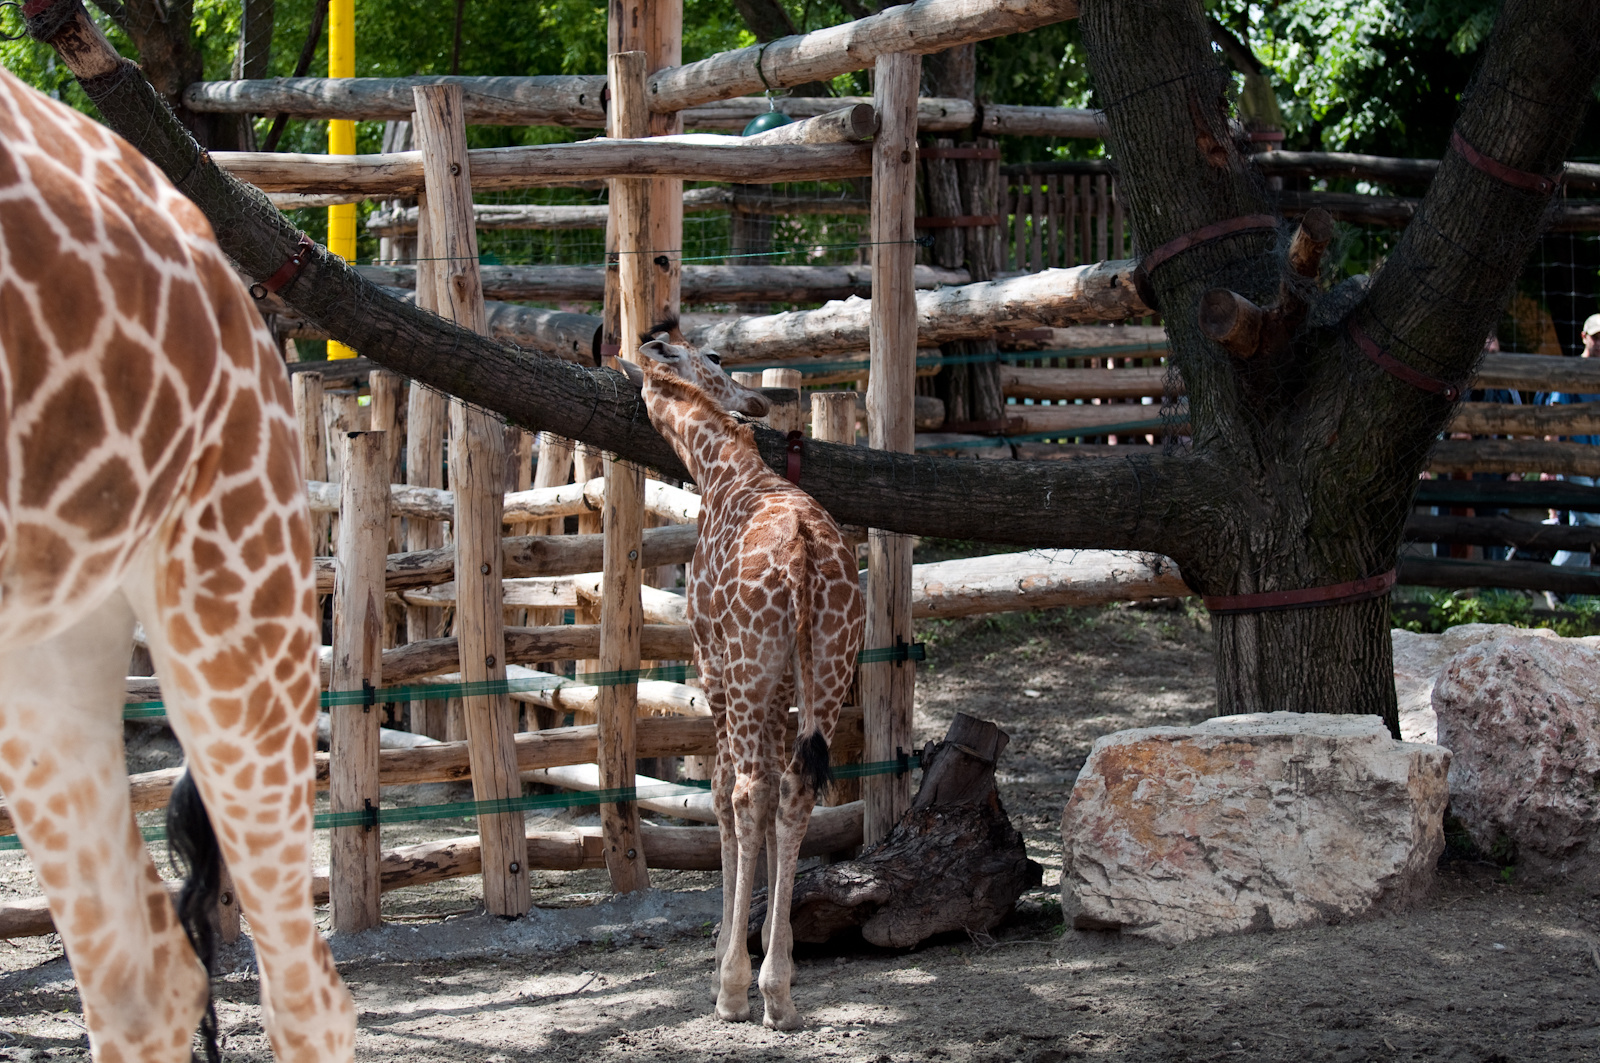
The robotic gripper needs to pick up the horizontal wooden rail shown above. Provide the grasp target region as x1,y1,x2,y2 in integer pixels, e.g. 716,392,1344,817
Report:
1254,150,1600,193
1278,191,1600,232
214,137,872,196
304,805,865,902
312,521,699,593
980,104,1103,138
649,0,1082,112
1450,401,1600,437
693,260,1150,363
1425,439,1600,478
364,186,732,235
119,625,696,704
306,476,701,526
1404,513,1600,552
1397,556,1600,595
999,351,1600,402
6,708,863,843
908,549,1185,617
354,263,971,305
181,77,977,132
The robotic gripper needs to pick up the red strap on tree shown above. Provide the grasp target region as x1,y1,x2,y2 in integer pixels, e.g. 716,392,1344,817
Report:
1348,319,1462,401
249,235,315,300
785,430,804,484
1141,213,1279,274
1203,570,1397,615
1450,131,1559,196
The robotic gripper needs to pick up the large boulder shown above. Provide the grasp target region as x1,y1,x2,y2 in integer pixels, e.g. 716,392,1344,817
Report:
1433,633,1600,879
1390,623,1564,743
1062,712,1449,945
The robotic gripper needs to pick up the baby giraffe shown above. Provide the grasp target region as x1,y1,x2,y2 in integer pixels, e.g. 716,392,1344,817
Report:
631,331,864,1029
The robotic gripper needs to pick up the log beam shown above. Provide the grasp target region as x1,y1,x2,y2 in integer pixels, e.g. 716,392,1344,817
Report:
354,262,971,305
211,138,872,196
690,259,1151,364
649,0,1083,112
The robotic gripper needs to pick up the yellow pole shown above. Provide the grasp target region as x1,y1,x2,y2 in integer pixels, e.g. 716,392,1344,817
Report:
327,0,358,359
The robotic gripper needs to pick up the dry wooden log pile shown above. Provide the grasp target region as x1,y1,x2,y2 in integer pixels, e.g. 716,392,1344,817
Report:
748,713,1041,948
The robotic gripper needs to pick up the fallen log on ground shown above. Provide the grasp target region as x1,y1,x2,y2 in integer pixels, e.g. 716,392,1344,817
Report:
750,713,1041,947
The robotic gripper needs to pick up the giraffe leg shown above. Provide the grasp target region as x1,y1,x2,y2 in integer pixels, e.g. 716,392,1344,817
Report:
716,759,774,1023
757,762,824,1031
711,735,738,1002
758,700,788,958
0,594,212,1063
123,519,356,1061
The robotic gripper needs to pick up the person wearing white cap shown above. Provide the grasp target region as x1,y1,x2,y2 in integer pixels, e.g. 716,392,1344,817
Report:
1547,312,1600,569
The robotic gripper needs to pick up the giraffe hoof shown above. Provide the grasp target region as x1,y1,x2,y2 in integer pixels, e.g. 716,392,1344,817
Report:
763,1006,802,1031
715,1000,752,1023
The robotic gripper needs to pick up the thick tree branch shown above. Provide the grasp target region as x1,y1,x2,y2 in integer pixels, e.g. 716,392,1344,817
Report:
1360,0,1600,394
25,1,1228,559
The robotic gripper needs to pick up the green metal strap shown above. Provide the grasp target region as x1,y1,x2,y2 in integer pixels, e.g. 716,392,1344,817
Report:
0,754,921,851
123,642,927,720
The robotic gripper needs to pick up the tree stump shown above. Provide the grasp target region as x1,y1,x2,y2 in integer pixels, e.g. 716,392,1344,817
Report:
750,713,1041,949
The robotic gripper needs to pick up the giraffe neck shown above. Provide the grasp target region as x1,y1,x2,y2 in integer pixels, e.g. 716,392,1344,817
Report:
643,375,777,503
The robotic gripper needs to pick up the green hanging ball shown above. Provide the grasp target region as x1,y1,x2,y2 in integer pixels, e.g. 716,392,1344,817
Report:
742,111,794,136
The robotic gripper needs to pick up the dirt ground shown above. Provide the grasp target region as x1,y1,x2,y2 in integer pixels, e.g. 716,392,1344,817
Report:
2,601,1599,1062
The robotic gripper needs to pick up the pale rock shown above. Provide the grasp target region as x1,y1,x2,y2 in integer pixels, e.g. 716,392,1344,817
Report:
1390,624,1567,744
1433,633,1600,878
1061,712,1449,945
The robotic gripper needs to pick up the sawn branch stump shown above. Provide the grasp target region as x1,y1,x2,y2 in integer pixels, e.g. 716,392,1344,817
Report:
749,713,1041,949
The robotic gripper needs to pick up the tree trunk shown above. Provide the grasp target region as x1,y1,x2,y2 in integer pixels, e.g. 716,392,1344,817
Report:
1080,0,1600,731
119,0,226,146
747,714,1041,949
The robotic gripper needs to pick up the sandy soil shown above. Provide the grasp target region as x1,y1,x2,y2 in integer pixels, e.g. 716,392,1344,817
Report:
1,602,1598,1062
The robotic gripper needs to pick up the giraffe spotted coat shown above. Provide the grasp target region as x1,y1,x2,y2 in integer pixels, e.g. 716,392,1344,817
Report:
633,336,864,1030
0,65,355,1062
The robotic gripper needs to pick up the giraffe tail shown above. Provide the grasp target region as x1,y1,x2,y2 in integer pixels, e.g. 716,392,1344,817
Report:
789,544,832,797
166,770,223,1063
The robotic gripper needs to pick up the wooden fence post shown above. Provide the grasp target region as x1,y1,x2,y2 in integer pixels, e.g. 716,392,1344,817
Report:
595,48,653,894
862,51,921,847
292,371,329,553
414,82,530,917
404,189,451,737
761,367,804,433
812,390,861,807
330,430,388,933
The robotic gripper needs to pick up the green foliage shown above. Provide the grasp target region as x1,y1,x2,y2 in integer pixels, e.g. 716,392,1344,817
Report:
1393,588,1600,637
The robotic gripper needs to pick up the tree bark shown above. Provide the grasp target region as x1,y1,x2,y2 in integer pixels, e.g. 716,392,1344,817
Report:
1080,0,1600,731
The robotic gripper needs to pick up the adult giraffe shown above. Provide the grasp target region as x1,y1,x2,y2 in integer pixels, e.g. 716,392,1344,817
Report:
627,331,864,1030
0,64,355,1062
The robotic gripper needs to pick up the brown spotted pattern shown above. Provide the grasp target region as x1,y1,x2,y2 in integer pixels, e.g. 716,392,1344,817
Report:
637,338,864,1030
0,66,354,1062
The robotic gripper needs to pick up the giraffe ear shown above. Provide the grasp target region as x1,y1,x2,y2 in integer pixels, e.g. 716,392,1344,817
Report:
639,339,680,365
617,358,645,387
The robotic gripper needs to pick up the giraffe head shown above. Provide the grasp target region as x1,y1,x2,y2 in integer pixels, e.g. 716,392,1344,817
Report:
633,322,770,419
